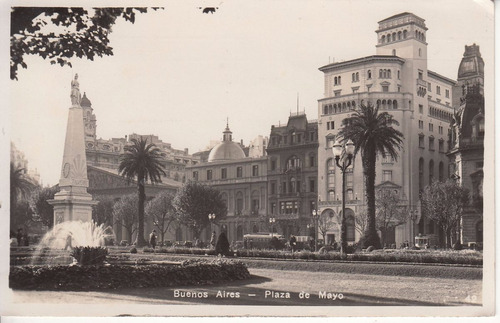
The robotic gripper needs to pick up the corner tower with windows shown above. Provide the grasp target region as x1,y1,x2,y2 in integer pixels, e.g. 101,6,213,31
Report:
317,12,456,247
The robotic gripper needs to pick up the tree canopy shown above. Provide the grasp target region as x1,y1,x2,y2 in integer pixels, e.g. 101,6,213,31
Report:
113,193,140,244
375,190,408,246
29,185,59,229
146,191,177,244
173,181,227,239
420,180,470,247
337,102,404,248
10,7,161,80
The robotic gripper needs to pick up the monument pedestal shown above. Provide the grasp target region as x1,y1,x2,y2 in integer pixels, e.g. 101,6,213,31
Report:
49,188,98,224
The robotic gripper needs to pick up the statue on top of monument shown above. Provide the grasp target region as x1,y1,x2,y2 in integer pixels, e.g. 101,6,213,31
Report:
70,73,81,106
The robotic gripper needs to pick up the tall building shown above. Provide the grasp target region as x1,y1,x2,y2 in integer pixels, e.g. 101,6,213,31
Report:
266,112,319,238
185,123,268,243
447,44,484,246
317,13,456,247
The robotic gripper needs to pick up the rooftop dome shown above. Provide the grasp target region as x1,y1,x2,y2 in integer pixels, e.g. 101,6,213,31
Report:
207,123,246,162
81,92,92,107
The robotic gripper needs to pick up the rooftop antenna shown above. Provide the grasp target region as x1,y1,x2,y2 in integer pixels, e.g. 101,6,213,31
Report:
297,93,299,114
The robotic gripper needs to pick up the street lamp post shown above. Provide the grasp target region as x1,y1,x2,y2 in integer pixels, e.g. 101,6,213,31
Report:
269,217,276,238
409,207,419,247
332,139,355,256
311,209,318,252
208,213,216,233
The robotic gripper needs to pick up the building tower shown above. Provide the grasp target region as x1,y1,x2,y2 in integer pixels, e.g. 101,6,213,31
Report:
447,44,484,246
317,13,456,247
48,74,97,224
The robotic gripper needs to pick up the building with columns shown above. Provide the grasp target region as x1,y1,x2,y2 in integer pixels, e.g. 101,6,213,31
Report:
317,12,456,247
185,123,268,243
447,44,484,246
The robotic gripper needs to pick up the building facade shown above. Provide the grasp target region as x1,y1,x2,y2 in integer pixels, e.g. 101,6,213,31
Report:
185,124,268,243
447,44,484,246
317,13,456,247
266,112,319,239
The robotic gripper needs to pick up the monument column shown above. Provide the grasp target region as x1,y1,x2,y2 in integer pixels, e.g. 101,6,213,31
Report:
48,74,98,224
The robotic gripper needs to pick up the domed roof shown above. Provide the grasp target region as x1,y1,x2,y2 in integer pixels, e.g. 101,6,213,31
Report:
208,141,246,162
457,44,484,80
207,123,246,162
81,92,92,107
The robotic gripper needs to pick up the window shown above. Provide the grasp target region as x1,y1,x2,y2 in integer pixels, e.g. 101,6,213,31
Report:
310,131,315,141
418,71,423,80
382,85,389,92
271,159,276,171
429,123,434,132
193,171,198,181
282,182,287,194
252,165,259,176
309,179,316,193
445,89,450,98
270,182,276,195
419,134,425,148
429,137,435,151
438,126,443,135
419,104,423,114
334,90,341,97
438,139,444,153
397,70,400,79
221,168,227,179
383,170,393,182
236,166,243,178
252,199,259,212
436,86,441,95
326,136,336,148
428,82,431,91
367,70,372,79
382,154,394,163
309,155,315,167
418,120,424,129
327,159,335,201
207,169,212,180
392,49,396,56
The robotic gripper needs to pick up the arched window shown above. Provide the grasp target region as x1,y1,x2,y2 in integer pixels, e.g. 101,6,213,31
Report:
323,105,328,115
347,101,351,109
392,49,396,56
334,76,338,85
397,70,400,79
367,70,372,79
381,35,386,43
439,161,444,182
419,158,424,191
429,159,434,183
356,72,359,81
393,100,398,109
351,101,356,109
333,104,338,113
382,99,387,109
387,69,391,78
376,99,381,107
342,102,347,111
235,191,243,215
397,31,401,40
338,76,341,84
352,73,356,82
403,30,407,38
286,156,301,170
392,32,396,41
387,34,391,42
328,105,333,114
387,100,392,109
379,69,383,78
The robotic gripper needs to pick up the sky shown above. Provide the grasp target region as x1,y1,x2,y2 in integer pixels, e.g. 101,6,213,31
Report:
4,0,495,186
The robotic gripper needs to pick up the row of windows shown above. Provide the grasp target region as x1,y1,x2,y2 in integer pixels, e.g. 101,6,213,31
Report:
428,85,450,98
192,165,260,181
418,158,446,190
334,69,400,87
418,135,445,152
418,121,444,135
269,155,317,171
429,106,453,122
269,178,316,195
270,131,317,146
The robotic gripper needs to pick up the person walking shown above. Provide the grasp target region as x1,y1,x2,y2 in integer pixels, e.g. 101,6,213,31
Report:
149,229,157,250
210,231,216,249
64,232,73,250
289,235,297,252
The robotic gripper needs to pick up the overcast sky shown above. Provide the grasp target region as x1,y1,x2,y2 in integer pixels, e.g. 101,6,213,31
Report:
5,0,494,186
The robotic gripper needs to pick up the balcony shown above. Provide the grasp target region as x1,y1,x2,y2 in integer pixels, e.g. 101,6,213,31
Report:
416,78,427,87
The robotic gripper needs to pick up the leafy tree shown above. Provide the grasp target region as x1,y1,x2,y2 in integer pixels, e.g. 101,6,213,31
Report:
92,195,115,226
113,194,139,244
118,137,166,247
11,200,35,232
146,191,177,244
29,186,59,229
375,190,408,247
355,207,368,237
337,102,404,249
317,212,334,244
10,7,161,80
10,163,35,223
420,180,470,248
173,181,227,240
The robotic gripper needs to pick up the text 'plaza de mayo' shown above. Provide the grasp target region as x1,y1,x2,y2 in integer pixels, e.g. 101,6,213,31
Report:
80,12,483,247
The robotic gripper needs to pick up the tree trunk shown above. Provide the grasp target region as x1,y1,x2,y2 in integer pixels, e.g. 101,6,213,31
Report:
135,174,147,247
362,148,381,249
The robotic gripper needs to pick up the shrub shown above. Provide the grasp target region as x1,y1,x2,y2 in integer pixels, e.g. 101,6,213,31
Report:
9,259,250,290
130,247,137,254
70,247,108,266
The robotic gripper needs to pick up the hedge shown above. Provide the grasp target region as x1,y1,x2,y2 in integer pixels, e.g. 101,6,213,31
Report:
9,259,250,290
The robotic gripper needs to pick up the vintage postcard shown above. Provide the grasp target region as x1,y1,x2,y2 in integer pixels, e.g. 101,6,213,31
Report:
0,0,496,321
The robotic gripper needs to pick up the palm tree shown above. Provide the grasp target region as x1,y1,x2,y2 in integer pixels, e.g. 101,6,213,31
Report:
337,103,404,249
10,162,35,228
118,137,166,247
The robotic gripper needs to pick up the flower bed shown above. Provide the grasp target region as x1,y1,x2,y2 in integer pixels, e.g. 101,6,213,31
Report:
9,258,250,290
